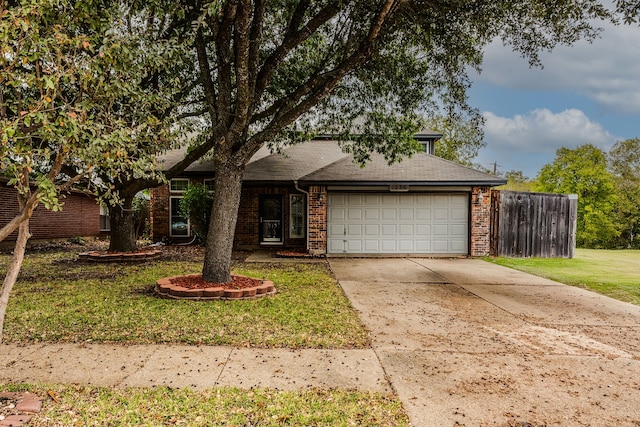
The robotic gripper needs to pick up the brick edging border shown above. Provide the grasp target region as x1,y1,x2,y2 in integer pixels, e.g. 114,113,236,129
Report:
0,392,42,426
155,274,276,300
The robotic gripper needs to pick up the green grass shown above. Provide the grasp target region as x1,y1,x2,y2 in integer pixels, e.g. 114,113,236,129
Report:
0,384,409,426
485,249,640,305
0,249,369,348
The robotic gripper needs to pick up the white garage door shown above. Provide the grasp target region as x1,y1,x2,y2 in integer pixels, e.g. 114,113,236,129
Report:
327,193,469,254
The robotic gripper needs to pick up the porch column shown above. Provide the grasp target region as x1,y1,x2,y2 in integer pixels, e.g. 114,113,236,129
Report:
470,186,492,256
307,186,327,255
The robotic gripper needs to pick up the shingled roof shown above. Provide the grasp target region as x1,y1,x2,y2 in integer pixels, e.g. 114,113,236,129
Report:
161,139,505,186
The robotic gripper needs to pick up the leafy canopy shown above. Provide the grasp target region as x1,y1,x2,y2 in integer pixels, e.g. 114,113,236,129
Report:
535,144,619,248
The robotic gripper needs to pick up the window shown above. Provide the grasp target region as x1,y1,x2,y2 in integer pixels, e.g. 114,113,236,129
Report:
204,179,215,192
170,197,189,236
99,205,110,231
290,194,305,238
170,178,189,192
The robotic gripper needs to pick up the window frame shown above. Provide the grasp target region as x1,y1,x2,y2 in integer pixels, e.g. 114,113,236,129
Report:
170,178,190,193
169,196,190,237
289,194,305,239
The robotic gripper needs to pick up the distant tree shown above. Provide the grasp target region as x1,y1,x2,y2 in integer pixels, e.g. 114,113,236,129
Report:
427,115,485,166
608,138,640,248
535,144,619,248
499,170,535,192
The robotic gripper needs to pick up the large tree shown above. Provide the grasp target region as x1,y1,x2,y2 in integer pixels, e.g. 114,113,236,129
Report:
427,115,485,166
0,0,178,341
175,0,634,282
608,138,640,248
535,144,619,248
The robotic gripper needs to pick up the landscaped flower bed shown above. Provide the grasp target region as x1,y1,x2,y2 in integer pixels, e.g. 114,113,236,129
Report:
155,274,276,300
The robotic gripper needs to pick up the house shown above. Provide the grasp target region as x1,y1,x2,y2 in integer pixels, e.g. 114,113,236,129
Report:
150,132,506,256
0,178,102,243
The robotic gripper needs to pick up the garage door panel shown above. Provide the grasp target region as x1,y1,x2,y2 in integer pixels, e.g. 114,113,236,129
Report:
416,224,431,236
347,224,362,236
433,224,449,236
433,240,450,252
328,207,345,221
364,224,379,235
347,194,364,205
433,208,449,221
450,224,467,236
381,224,397,235
347,208,362,220
382,209,397,220
364,194,381,205
398,240,414,252
327,192,468,254
365,208,380,220
416,209,431,220
398,224,414,235
364,240,380,252
450,207,467,221
346,240,362,252
328,224,345,237
416,240,432,251
399,209,414,220
450,239,467,252
381,240,397,251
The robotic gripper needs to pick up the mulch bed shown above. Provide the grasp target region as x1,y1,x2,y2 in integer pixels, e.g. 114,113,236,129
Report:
169,274,262,290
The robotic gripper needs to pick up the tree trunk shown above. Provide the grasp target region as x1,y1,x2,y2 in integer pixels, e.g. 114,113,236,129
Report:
202,161,245,283
0,219,31,343
108,198,138,252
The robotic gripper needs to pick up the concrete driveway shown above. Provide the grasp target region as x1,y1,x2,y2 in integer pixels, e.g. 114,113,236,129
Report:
329,258,640,426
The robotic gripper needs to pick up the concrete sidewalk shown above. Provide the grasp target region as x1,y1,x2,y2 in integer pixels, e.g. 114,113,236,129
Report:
1,343,389,392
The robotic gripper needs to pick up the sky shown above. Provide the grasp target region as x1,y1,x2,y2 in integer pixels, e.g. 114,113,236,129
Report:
468,19,640,178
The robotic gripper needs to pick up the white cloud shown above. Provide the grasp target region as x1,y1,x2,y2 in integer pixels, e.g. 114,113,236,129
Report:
483,108,615,154
477,23,640,113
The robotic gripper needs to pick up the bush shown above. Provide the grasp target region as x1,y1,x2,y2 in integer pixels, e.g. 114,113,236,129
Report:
179,184,213,242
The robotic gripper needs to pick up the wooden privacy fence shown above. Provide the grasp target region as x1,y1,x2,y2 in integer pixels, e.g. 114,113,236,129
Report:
491,191,578,258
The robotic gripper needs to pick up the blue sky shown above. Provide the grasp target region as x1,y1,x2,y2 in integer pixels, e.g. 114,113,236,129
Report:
468,20,640,178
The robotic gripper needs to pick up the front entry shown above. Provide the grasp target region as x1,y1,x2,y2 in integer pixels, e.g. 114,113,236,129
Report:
259,195,283,244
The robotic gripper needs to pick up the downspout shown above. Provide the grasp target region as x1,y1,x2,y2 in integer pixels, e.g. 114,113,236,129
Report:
294,180,310,252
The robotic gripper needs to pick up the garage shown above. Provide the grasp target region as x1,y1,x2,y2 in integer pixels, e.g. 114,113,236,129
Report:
327,192,469,254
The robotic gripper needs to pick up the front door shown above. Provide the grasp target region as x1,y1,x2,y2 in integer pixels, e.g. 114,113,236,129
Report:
259,195,283,244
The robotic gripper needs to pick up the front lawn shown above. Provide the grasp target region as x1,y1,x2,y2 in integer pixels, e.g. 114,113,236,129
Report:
0,246,407,425
0,384,408,426
0,247,369,348
486,249,640,305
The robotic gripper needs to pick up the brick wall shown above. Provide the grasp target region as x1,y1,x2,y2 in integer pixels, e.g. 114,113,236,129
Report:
235,185,306,250
150,180,494,256
151,180,307,250
0,185,100,241
470,186,492,256
307,185,327,255
149,184,170,242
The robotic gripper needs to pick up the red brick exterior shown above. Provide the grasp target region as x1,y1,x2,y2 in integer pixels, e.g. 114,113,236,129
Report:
307,185,327,255
149,184,170,241
150,179,307,250
470,186,492,256
150,179,495,256
0,184,100,241
234,185,306,250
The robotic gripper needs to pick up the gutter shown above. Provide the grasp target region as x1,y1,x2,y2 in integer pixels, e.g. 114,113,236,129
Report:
294,180,310,252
